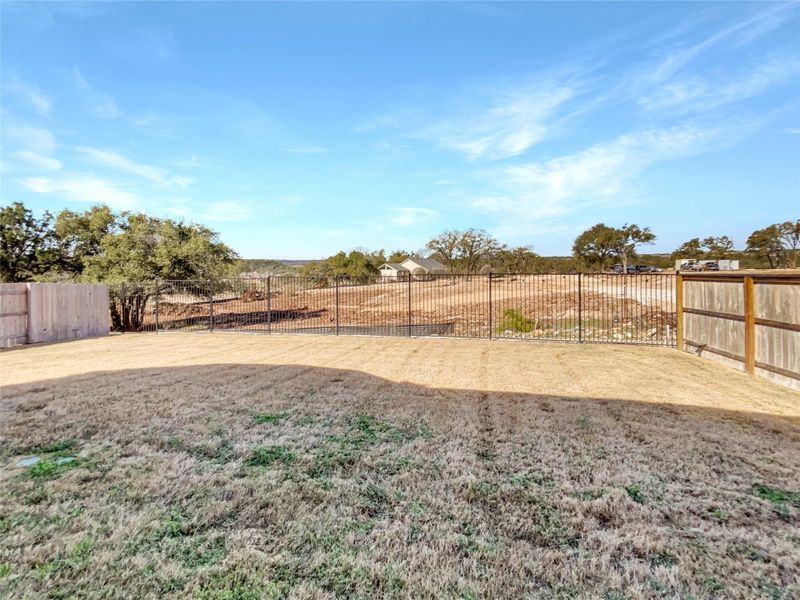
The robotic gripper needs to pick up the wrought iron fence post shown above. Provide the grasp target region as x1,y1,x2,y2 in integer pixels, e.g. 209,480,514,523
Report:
335,276,340,335
578,273,583,343
121,282,127,333
266,277,272,334
208,280,214,332
154,279,159,333
488,271,493,340
407,272,412,337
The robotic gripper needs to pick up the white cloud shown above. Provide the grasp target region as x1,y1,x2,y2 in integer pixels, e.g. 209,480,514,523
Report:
388,207,439,227
649,4,798,82
75,146,163,182
15,151,62,171
21,174,137,209
283,145,328,154
3,123,57,155
359,75,584,161
472,122,756,227
74,146,193,188
6,75,53,116
424,86,574,161
71,68,119,119
641,54,800,113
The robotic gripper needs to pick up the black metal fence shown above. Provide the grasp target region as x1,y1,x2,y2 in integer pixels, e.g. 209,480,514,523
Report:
110,273,677,346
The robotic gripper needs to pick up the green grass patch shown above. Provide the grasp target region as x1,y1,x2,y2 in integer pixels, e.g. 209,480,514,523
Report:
33,440,77,455
752,484,800,508
247,446,296,468
625,483,645,504
252,412,288,425
27,457,79,479
360,483,390,517
176,537,226,569
192,575,282,600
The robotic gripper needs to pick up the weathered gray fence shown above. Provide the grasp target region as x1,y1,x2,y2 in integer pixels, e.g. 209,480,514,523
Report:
678,271,800,390
0,283,110,348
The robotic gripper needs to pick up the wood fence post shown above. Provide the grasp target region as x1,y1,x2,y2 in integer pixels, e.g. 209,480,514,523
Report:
744,276,755,375
675,274,683,351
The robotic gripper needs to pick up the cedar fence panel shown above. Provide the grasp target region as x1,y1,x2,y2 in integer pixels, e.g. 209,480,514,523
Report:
679,271,800,391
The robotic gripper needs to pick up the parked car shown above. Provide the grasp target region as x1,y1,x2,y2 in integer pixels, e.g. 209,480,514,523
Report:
634,265,662,273
611,264,637,274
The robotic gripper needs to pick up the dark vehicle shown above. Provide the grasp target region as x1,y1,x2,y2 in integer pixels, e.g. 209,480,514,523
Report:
634,265,662,273
700,261,719,271
611,264,637,274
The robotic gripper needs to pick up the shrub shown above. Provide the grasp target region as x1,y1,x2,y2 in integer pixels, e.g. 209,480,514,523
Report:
496,308,535,333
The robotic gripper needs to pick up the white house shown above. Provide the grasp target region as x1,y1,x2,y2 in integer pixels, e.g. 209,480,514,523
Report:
400,258,446,274
378,262,409,279
377,258,447,279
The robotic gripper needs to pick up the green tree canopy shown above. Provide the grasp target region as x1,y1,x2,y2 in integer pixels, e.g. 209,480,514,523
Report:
54,205,118,275
426,228,501,272
777,220,799,268
491,246,540,273
300,249,386,278
0,202,59,282
572,223,621,271
82,213,238,282
616,223,656,271
746,223,792,268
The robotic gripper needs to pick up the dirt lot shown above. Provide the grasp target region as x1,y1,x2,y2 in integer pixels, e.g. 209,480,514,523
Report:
1,334,798,599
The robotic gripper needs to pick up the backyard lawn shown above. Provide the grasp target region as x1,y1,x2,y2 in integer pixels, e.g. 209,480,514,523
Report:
1,333,798,599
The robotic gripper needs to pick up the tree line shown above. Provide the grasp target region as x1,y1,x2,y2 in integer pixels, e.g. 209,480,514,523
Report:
301,219,798,277
0,202,238,283
1,201,797,283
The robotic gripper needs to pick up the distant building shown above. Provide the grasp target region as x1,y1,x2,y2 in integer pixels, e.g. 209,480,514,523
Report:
400,258,446,274
378,262,409,279
377,258,448,279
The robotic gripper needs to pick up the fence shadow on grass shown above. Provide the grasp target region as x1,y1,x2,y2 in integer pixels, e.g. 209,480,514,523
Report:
3,363,798,453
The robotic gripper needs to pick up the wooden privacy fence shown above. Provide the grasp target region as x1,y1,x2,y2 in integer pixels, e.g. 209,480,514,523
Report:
677,271,800,391
0,283,110,348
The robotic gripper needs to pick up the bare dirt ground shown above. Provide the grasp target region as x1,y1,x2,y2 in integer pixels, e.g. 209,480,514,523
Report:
1,334,798,599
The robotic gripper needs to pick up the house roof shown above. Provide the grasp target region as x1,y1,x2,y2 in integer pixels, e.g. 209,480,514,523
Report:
378,262,409,271
402,258,446,271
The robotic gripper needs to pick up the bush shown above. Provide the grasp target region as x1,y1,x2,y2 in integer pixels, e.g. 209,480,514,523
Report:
496,308,535,333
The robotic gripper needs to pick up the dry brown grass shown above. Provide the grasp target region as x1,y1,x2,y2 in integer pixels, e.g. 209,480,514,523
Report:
1,333,799,599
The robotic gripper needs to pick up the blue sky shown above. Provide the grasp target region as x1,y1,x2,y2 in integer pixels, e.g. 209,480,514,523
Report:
1,1,798,259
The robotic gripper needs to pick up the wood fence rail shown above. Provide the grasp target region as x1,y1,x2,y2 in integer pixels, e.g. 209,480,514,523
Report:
677,270,800,390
